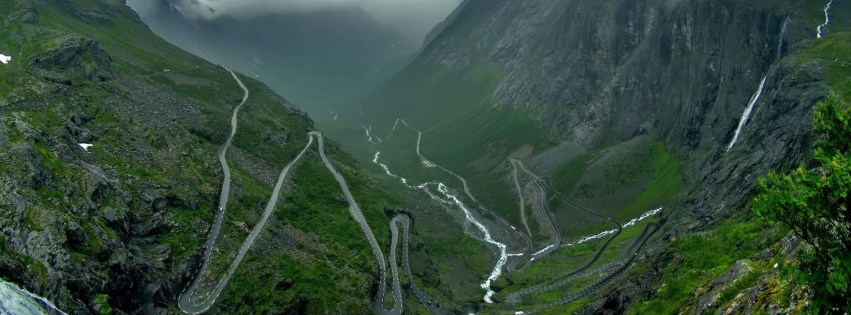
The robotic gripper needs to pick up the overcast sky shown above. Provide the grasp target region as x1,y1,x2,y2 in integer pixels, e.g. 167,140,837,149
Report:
163,0,463,44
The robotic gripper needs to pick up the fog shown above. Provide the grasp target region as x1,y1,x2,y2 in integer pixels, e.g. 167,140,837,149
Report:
165,0,462,44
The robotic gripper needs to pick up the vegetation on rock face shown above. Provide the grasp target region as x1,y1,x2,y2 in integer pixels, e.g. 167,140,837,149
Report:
628,219,785,314
0,0,412,313
754,91,851,314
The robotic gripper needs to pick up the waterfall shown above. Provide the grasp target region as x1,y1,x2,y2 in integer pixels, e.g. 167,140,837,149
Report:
816,0,835,38
561,207,662,247
727,76,767,151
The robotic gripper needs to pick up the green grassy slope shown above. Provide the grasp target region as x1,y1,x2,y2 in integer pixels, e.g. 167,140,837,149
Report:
551,136,683,226
0,0,410,313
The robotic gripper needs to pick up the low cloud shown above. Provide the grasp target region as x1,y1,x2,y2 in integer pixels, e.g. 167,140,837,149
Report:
166,0,462,42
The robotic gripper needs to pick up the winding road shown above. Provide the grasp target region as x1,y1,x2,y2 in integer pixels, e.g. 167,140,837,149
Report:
178,68,408,314
392,215,442,315
179,68,262,314
177,75,435,313
511,160,533,238
312,131,405,315
533,222,661,314
504,159,626,305
179,68,317,313
176,74,659,315
509,160,562,270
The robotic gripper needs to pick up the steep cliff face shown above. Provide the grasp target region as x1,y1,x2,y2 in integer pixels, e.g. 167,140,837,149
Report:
357,0,831,222
374,0,840,226
424,0,812,148
357,0,847,312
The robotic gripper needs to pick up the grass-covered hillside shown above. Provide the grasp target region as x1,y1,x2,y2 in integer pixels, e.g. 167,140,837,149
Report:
0,0,409,313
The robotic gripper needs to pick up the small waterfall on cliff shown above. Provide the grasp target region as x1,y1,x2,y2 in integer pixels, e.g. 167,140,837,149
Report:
727,76,767,151
817,0,835,38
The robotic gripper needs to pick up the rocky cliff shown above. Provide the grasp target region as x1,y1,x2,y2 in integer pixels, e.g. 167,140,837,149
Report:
357,0,849,312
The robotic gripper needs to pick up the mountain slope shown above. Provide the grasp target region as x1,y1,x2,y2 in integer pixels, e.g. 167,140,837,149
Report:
339,0,849,312
0,0,407,313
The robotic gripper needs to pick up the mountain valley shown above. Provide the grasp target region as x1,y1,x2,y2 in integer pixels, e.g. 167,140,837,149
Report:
1,0,850,314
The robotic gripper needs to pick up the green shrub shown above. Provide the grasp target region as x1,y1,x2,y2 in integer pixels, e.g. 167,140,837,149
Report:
754,91,851,314
94,294,112,315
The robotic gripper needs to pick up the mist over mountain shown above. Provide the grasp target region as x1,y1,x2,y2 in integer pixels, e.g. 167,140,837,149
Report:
162,0,462,43
128,0,452,116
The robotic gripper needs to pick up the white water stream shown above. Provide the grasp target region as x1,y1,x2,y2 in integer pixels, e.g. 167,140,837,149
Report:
561,207,662,247
370,123,510,303
531,244,555,257
0,279,66,315
369,117,664,303
727,76,767,151
362,125,375,143
373,151,408,185
817,0,835,38
432,183,508,303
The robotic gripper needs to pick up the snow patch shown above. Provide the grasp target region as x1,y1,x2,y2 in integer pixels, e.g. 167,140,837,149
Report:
78,143,93,151
727,76,767,151
0,54,10,64
0,278,68,315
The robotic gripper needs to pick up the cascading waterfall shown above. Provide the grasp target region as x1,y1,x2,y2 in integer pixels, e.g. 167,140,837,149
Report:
561,207,662,247
0,279,67,315
817,0,835,39
727,76,767,151
726,16,794,152
531,244,555,256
